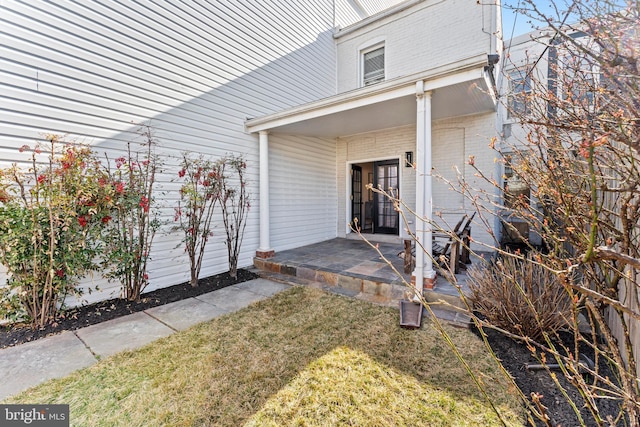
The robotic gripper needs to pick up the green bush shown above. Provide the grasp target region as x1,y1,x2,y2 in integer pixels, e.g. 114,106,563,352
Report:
0,137,113,327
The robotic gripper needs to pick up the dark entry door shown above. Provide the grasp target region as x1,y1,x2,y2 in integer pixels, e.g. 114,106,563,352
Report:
373,160,399,234
351,164,363,230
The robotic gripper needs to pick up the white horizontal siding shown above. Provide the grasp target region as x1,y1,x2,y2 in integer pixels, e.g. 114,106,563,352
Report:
269,134,338,251
335,1,366,28
0,0,340,306
334,0,406,28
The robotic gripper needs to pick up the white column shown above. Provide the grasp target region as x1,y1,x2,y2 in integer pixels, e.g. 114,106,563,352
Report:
413,82,436,294
257,130,273,257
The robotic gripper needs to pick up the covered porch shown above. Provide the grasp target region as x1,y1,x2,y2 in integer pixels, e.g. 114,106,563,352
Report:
246,54,498,295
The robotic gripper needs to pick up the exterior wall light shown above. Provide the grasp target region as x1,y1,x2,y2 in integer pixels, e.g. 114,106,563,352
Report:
405,151,413,167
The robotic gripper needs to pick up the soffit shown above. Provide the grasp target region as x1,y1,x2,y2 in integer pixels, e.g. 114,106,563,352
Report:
245,62,496,138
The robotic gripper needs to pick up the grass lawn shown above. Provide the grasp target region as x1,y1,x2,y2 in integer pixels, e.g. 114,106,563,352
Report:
5,286,524,426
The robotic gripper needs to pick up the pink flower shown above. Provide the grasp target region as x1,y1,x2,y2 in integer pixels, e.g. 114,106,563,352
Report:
178,169,186,178
78,216,88,227
115,157,126,169
101,216,112,224
115,182,125,193
37,174,47,184
19,145,30,153
139,196,149,212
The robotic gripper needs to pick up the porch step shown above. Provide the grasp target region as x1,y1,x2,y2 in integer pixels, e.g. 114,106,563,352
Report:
254,257,406,307
254,269,401,308
253,259,472,328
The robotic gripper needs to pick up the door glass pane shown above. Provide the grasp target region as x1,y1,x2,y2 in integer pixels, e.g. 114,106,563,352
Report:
376,164,398,229
351,166,362,228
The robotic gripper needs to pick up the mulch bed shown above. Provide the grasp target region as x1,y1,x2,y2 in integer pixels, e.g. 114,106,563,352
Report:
481,326,627,426
0,269,258,349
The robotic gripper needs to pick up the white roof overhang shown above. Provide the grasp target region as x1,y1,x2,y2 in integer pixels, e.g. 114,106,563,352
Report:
245,54,497,138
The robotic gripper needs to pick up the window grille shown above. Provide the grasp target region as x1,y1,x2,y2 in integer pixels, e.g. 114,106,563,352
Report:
363,46,384,86
508,69,532,118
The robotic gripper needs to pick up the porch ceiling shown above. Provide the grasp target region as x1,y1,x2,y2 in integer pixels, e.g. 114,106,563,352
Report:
268,95,416,138
245,66,496,138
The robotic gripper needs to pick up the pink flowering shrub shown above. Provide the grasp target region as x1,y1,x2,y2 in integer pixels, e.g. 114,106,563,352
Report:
0,136,113,327
175,153,250,283
102,126,161,301
175,154,222,286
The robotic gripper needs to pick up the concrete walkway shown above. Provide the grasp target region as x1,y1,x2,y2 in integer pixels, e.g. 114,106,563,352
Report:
0,278,290,401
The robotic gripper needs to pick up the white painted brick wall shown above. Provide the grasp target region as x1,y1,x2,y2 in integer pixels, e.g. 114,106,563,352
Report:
336,113,499,250
336,0,496,92
434,113,500,250
337,125,416,238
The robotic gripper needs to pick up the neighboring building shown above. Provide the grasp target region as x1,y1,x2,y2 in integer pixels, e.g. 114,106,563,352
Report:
500,21,640,377
0,0,502,303
496,29,550,247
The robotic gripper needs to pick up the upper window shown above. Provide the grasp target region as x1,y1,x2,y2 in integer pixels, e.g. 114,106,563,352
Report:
507,68,532,118
362,45,385,87
557,51,598,110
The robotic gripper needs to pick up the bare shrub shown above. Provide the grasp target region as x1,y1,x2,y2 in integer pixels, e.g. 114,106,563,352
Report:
175,153,222,287
468,253,573,342
218,154,250,279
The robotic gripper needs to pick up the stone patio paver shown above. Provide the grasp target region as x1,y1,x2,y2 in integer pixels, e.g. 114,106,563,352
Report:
232,278,290,297
195,285,266,312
